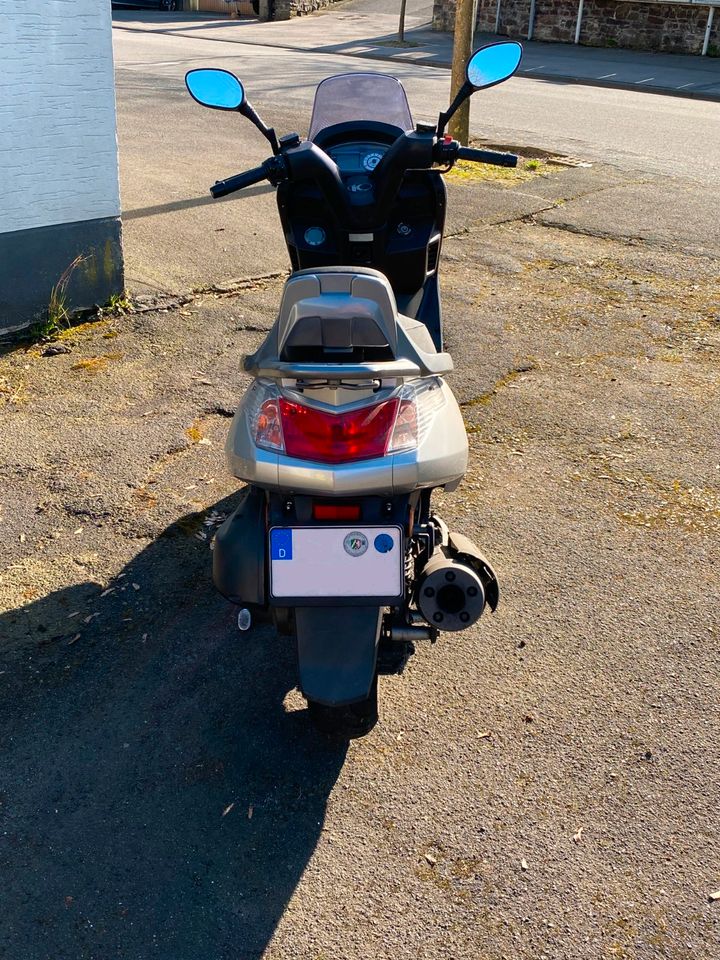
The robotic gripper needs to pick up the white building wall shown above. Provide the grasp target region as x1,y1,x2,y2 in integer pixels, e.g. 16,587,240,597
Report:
0,0,121,236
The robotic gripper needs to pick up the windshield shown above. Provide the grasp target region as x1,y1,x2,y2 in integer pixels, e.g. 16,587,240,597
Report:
308,73,413,140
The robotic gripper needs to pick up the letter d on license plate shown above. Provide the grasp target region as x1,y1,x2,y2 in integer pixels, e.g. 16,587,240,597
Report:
269,526,403,601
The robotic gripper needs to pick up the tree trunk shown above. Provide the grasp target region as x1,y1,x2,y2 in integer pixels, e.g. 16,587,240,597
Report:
448,0,474,144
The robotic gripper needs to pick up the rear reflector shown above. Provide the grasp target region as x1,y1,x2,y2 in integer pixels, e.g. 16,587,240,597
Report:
313,503,362,521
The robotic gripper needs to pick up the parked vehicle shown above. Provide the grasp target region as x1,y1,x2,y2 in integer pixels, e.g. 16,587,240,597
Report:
185,42,523,737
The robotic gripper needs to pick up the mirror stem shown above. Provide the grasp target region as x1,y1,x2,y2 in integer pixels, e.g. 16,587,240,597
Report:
240,100,280,155
436,80,473,138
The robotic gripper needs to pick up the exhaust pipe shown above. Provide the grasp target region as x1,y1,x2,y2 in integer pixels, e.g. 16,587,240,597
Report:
416,555,486,631
414,520,499,633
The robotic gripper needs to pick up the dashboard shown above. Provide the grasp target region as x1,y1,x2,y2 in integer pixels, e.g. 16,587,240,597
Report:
326,141,389,176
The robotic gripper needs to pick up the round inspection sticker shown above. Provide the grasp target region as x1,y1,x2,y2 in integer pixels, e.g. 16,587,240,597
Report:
374,534,394,554
343,531,369,558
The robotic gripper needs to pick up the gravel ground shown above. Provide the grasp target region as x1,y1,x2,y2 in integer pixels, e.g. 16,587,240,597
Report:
1,164,719,959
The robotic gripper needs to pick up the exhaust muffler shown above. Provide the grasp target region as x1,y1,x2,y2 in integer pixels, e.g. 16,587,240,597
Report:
414,520,499,632
416,555,486,631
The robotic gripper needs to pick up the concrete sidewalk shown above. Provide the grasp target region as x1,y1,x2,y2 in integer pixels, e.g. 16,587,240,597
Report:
112,8,720,101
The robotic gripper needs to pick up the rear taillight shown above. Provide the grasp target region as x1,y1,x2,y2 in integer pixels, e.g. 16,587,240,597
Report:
250,379,445,464
279,397,399,464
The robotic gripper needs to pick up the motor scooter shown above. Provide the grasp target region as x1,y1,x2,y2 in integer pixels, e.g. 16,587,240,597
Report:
185,42,523,737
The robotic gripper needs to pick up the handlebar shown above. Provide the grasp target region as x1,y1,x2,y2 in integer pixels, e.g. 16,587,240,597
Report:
207,136,519,210
211,164,268,198
456,146,518,168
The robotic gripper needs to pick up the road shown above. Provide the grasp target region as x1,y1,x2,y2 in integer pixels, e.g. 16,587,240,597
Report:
1,10,719,960
111,11,720,184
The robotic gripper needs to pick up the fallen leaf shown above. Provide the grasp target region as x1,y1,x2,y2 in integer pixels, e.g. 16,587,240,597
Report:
573,827,584,844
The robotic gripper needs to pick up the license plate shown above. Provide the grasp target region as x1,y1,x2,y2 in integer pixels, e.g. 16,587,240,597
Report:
269,526,403,601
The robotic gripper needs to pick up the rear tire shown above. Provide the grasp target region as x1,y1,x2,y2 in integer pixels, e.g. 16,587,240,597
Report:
307,676,378,740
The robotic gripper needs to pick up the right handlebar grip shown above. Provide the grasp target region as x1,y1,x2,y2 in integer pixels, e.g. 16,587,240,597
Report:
457,147,518,168
210,165,268,199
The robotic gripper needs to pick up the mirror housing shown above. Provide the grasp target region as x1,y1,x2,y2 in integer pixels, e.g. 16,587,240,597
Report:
184,68,279,155
437,41,523,138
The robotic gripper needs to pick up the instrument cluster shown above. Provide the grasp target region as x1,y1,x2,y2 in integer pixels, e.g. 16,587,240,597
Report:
327,142,388,176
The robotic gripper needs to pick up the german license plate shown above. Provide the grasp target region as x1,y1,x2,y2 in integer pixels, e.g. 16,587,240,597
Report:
269,526,403,601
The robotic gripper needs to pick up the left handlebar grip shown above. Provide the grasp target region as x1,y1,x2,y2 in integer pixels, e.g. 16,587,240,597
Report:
210,165,267,199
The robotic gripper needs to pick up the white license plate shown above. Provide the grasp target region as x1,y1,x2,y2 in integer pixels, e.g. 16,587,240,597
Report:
269,526,403,600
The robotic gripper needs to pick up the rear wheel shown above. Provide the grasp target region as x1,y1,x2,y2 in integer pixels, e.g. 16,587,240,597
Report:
307,676,378,740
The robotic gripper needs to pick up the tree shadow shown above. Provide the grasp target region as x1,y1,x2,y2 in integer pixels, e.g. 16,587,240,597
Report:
0,494,346,960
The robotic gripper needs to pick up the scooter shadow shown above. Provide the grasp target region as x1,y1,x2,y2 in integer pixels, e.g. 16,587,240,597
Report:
0,494,347,960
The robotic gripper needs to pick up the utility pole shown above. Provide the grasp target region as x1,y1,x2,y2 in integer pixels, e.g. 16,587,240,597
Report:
399,0,407,42
448,0,474,144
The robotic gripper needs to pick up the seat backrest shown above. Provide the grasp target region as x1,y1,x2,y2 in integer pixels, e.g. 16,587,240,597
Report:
244,267,454,380
276,269,399,360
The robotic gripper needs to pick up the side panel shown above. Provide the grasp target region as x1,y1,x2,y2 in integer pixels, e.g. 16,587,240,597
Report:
296,606,383,706
212,486,267,605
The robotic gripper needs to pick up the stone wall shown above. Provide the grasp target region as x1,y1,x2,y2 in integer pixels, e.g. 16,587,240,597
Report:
433,0,720,56
273,0,340,19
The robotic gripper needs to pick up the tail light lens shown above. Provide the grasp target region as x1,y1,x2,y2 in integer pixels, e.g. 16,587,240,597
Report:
250,379,445,464
389,398,418,452
280,397,398,463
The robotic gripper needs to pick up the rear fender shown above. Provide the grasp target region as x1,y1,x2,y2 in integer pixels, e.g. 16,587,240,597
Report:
295,606,383,706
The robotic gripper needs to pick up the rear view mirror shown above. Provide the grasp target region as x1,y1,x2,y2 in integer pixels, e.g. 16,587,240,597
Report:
437,40,523,137
185,69,245,110
466,41,523,90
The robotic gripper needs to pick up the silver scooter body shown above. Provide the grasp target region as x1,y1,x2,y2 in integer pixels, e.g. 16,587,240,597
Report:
225,267,469,496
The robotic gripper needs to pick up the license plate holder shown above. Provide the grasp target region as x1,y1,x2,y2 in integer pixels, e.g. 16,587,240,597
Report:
269,525,404,604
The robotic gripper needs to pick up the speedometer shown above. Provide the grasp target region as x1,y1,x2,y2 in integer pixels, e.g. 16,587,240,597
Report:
362,151,383,172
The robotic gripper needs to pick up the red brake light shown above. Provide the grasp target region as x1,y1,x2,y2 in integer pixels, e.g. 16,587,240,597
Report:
313,503,362,521
279,397,399,464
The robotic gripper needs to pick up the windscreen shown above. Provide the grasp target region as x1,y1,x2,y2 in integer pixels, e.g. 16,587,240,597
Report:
308,73,414,140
